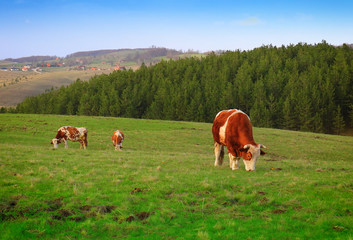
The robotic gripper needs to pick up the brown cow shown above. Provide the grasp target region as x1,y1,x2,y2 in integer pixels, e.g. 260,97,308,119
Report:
212,109,266,171
51,126,87,149
112,130,124,151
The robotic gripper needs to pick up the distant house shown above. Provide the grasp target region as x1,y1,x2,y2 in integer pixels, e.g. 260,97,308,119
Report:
114,66,126,71
0,67,8,71
22,65,31,71
10,67,20,71
77,65,86,70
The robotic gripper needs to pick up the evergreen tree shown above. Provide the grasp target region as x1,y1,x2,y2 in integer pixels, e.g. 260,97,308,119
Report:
333,105,345,134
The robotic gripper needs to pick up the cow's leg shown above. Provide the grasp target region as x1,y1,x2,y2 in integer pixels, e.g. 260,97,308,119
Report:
229,153,234,168
229,154,240,170
214,142,224,166
81,139,87,150
84,137,87,149
64,139,68,149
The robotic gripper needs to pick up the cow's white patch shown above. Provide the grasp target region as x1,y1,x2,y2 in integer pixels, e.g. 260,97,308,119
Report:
219,119,228,144
219,110,240,143
243,144,261,171
114,130,124,150
214,142,224,166
215,108,236,118
77,127,87,137
52,138,58,148
229,153,239,170
117,131,123,140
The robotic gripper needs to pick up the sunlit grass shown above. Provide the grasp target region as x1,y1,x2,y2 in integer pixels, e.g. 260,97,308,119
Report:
0,114,352,239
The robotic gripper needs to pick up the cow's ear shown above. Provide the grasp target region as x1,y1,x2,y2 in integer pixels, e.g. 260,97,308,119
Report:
260,149,266,155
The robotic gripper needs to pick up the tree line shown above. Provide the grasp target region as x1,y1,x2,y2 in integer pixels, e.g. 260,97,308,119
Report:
15,42,353,134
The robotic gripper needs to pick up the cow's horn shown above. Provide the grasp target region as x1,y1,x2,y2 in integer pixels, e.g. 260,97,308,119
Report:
243,144,251,150
259,144,267,149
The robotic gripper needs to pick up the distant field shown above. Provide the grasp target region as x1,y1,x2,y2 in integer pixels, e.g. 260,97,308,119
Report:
0,114,352,239
0,70,112,107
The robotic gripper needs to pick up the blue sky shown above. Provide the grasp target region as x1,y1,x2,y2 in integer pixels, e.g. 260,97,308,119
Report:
1,0,352,59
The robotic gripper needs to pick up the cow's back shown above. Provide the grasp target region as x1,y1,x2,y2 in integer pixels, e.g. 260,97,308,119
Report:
65,126,87,141
212,109,237,144
225,111,255,150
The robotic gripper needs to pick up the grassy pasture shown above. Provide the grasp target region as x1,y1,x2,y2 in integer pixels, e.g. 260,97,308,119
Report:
0,114,352,239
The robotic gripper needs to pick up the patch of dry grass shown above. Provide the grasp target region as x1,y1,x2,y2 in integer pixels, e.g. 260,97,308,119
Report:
0,69,112,107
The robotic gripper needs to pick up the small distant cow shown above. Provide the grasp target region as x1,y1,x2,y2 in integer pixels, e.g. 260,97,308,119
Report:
112,130,124,151
212,109,266,171
51,126,87,149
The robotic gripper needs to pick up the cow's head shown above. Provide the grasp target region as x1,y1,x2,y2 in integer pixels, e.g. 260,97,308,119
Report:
240,144,266,171
51,138,59,148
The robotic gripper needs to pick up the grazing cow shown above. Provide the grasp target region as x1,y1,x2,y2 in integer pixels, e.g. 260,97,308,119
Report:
51,126,87,149
212,109,266,171
112,130,124,151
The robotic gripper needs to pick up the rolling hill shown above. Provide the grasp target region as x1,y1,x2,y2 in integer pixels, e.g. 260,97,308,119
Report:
0,48,204,107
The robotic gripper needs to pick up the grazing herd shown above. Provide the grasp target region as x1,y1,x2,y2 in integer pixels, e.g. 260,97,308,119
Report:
50,108,266,171
51,126,124,151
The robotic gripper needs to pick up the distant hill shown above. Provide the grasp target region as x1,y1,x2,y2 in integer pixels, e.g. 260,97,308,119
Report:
1,47,202,70
0,47,204,107
4,56,58,63
65,48,182,58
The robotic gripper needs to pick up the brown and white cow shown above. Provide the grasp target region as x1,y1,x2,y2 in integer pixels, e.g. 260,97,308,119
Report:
112,130,124,151
51,126,87,149
212,109,266,171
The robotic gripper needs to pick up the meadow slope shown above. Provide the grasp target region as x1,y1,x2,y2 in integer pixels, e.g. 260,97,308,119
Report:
0,114,352,239
0,70,111,107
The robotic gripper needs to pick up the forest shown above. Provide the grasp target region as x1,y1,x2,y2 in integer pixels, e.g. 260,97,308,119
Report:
15,41,353,134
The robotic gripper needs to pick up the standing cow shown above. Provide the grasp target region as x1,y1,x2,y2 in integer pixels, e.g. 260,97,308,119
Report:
212,109,266,171
112,130,124,151
51,126,87,149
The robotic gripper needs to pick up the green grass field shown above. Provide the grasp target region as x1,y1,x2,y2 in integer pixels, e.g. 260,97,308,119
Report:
0,114,352,239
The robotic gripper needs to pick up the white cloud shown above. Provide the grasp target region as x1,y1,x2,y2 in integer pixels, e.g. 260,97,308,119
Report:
236,17,261,26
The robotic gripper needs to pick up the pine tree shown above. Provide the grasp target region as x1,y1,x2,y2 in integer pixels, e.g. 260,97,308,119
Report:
333,105,345,135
